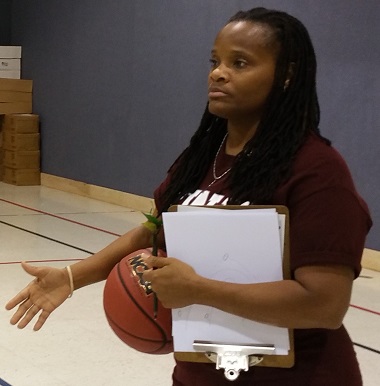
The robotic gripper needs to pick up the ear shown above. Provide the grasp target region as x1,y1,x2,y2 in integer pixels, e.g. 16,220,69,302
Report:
284,62,295,90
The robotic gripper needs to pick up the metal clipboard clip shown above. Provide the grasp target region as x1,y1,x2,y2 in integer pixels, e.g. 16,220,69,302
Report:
193,341,276,381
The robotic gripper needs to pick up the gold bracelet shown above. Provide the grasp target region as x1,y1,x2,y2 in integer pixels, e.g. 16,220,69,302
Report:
65,266,74,298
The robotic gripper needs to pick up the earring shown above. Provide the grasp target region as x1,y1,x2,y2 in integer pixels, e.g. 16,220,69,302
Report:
283,80,290,91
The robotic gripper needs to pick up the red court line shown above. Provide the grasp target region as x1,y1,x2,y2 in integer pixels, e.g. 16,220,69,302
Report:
0,197,122,237
350,304,380,317
0,258,84,265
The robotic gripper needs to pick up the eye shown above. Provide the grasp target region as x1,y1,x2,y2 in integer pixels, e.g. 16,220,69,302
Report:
209,58,218,69
233,59,248,69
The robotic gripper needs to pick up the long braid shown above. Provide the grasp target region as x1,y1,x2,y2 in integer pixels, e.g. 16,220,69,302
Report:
159,109,226,213
228,8,328,204
159,7,330,212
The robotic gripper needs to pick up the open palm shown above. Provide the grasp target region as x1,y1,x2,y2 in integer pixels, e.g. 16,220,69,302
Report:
5,262,72,331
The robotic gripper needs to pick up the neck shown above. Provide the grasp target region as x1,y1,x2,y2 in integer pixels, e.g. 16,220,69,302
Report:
225,120,259,155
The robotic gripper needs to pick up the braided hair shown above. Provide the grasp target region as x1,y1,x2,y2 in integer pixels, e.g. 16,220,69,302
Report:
159,7,330,213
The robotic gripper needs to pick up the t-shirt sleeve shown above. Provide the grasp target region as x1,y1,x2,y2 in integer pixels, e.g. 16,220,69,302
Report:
289,186,371,277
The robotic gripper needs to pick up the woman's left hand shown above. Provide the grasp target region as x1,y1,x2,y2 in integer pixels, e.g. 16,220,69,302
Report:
142,254,200,309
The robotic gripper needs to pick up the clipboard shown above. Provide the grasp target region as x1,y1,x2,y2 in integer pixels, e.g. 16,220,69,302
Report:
167,205,294,370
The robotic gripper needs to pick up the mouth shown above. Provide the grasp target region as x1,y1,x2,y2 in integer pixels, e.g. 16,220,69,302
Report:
208,85,229,98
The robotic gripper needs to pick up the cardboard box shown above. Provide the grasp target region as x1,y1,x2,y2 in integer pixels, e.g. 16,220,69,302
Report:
0,90,32,103
0,59,21,71
2,114,39,133
3,167,40,186
0,78,32,92
0,46,22,59
0,101,32,114
3,132,40,151
3,150,40,169
0,71,21,79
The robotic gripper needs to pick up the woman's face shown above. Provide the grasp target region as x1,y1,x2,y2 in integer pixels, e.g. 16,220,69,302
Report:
208,21,279,125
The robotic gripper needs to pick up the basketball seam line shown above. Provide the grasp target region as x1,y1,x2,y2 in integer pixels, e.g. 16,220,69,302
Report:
113,261,172,353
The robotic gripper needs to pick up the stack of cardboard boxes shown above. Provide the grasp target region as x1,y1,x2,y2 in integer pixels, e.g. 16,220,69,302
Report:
1,113,40,185
0,70,40,185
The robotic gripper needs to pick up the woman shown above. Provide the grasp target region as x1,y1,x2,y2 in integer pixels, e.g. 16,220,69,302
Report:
6,7,371,386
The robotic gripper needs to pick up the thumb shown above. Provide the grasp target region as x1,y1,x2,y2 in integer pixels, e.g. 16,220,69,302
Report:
21,261,43,278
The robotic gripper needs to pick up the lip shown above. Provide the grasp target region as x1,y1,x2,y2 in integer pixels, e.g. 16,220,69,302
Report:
208,85,229,98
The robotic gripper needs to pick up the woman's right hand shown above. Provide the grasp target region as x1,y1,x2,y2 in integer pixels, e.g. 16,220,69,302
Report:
5,261,73,331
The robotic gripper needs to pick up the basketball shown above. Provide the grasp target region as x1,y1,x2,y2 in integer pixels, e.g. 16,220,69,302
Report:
103,248,173,354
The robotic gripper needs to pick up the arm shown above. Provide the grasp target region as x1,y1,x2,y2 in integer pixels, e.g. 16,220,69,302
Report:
6,224,155,330
143,256,354,330
69,224,154,288
193,263,353,329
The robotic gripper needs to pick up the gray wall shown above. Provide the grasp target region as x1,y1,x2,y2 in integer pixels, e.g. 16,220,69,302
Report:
0,0,11,44
10,0,379,249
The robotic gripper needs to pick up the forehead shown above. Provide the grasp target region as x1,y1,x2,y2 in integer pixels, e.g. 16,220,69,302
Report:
213,21,278,55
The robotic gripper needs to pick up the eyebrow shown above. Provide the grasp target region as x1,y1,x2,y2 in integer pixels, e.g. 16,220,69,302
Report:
211,48,252,55
210,48,255,59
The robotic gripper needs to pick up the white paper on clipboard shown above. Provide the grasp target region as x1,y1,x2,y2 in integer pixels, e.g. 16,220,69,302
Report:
162,208,290,355
176,205,286,257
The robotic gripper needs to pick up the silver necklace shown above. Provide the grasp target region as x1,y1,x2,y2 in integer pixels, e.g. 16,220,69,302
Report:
208,133,231,188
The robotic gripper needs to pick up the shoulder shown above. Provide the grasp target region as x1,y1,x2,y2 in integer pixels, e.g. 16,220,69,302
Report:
284,133,357,197
275,132,371,219
293,133,352,182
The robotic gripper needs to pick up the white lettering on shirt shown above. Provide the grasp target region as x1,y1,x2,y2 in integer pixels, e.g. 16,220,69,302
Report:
181,190,229,206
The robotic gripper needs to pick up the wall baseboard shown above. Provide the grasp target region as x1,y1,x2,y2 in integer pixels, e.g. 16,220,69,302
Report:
362,248,380,272
40,173,379,272
40,173,155,214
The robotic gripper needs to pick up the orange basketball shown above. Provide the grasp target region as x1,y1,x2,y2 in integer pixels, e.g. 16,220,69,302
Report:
103,249,173,354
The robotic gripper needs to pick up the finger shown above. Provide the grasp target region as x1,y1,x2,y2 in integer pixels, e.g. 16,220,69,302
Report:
142,268,154,281
16,303,42,329
5,290,28,311
5,264,39,310
9,297,34,325
33,310,51,331
145,255,170,269
5,288,30,310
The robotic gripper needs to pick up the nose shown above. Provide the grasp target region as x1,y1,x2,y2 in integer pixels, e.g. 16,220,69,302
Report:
209,64,229,82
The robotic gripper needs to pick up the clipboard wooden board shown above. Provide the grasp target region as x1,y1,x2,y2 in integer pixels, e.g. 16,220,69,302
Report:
167,204,294,368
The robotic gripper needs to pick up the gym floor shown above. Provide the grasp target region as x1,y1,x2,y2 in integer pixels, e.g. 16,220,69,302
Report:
0,182,379,386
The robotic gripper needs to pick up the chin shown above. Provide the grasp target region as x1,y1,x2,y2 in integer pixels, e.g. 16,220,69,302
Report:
208,104,230,119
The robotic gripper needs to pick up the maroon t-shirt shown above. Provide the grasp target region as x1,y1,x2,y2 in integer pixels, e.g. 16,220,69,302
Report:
154,133,372,386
